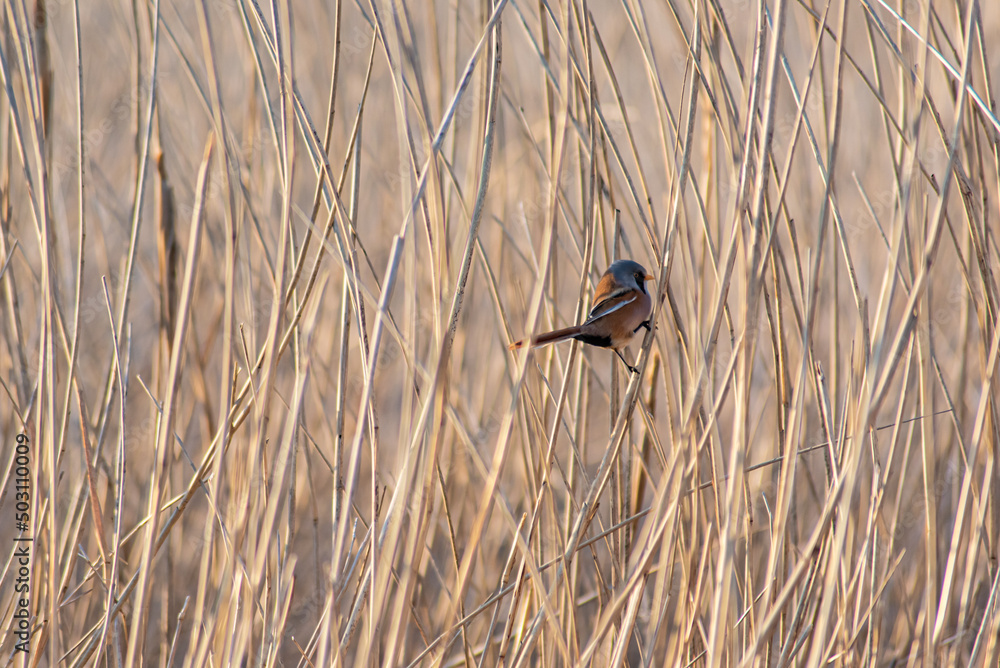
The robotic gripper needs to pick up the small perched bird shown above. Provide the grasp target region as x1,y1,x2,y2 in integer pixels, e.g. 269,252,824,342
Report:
509,260,654,373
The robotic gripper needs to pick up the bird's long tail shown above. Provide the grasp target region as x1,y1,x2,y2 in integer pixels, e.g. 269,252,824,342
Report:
509,326,582,350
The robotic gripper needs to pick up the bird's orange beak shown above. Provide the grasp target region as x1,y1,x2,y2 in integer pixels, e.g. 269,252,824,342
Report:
644,274,654,281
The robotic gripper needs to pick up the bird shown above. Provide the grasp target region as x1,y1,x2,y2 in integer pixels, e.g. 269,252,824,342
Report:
509,260,654,373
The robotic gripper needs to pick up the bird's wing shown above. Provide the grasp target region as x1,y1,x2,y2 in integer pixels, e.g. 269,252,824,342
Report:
582,290,636,326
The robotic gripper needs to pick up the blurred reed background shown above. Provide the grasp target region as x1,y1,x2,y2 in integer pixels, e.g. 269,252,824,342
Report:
1,0,999,665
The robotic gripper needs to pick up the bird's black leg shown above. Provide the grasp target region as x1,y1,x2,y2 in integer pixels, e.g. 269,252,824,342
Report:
615,348,639,374
633,319,652,334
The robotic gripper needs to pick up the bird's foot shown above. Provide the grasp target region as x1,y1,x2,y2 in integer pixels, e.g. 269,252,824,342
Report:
615,349,640,374
634,320,652,334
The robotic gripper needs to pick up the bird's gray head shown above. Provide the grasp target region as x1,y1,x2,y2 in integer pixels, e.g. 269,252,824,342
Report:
607,260,653,294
